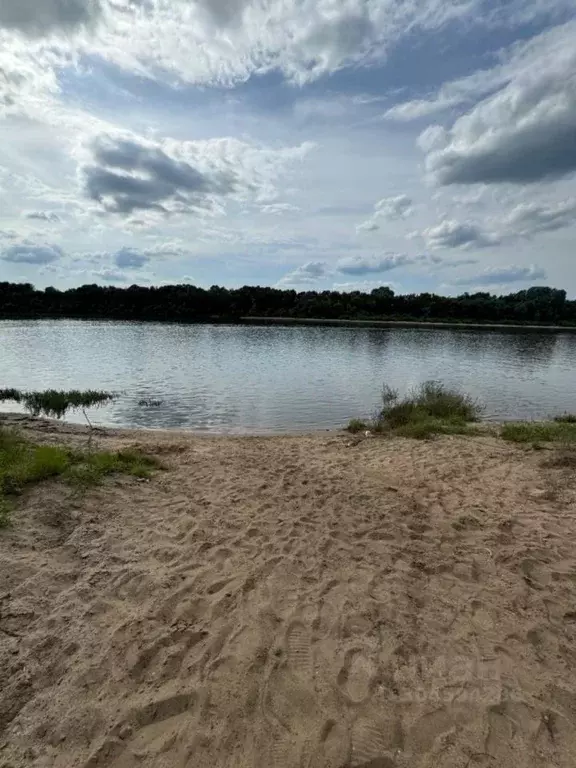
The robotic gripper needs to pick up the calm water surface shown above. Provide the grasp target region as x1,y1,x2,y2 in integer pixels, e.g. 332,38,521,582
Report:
1,320,576,433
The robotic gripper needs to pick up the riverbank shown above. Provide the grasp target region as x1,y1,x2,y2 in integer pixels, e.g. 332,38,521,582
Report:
2,419,576,767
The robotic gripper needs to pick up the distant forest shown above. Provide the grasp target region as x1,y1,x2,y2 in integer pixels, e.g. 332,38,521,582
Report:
0,282,573,326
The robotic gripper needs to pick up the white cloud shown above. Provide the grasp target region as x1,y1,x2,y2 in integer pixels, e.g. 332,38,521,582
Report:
337,253,411,275
422,220,496,249
276,260,330,286
452,265,547,286
502,198,576,237
356,194,413,232
385,21,576,123
260,203,300,215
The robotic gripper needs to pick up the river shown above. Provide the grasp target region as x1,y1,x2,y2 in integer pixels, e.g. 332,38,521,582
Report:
1,320,575,432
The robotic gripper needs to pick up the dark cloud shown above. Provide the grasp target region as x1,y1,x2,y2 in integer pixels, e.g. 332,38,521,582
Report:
114,247,149,269
423,220,496,250
0,0,101,36
1,243,63,264
83,135,237,215
337,254,411,275
452,265,546,286
424,43,576,186
24,211,61,223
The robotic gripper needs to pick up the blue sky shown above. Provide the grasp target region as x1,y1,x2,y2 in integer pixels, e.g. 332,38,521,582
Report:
0,0,575,295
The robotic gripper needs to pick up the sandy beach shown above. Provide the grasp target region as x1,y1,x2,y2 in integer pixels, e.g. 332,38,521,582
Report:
2,418,576,767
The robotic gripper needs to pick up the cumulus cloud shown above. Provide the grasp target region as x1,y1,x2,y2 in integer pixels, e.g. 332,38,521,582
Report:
337,254,411,275
422,22,576,185
422,220,497,250
502,199,576,237
388,20,576,121
1,242,63,264
276,261,329,286
452,265,547,286
0,0,100,36
24,211,61,222
3,0,556,103
356,220,380,233
374,195,413,219
356,195,413,232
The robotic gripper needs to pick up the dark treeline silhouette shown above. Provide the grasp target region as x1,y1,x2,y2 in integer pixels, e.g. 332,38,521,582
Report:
0,282,573,326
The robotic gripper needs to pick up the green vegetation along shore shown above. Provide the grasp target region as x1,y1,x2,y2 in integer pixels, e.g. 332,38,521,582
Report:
347,380,576,445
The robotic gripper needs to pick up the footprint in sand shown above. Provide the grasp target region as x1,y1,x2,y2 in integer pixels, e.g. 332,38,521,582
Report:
350,718,403,767
263,620,319,766
83,692,197,768
337,649,376,705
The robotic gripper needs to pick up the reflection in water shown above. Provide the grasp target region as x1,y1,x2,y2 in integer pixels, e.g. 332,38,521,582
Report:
0,320,575,432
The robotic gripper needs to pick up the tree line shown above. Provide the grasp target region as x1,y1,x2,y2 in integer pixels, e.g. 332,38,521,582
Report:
0,282,572,326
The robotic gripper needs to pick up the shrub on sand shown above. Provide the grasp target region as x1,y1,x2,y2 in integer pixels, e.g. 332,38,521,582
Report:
374,381,482,439
346,418,369,433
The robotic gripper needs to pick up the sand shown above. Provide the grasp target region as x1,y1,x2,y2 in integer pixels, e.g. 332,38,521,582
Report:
2,419,576,767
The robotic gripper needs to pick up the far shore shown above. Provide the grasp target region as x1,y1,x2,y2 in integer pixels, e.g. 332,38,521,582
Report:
241,315,576,332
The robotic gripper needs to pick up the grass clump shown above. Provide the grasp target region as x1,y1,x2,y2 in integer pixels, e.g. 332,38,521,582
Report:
346,418,369,434
0,426,160,528
501,421,576,444
376,381,481,439
345,381,482,439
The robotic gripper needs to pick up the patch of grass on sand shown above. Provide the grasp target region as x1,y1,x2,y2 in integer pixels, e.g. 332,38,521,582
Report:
501,422,576,444
0,427,160,528
346,381,483,439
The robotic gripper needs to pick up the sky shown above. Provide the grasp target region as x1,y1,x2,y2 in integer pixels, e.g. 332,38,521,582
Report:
0,0,575,296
